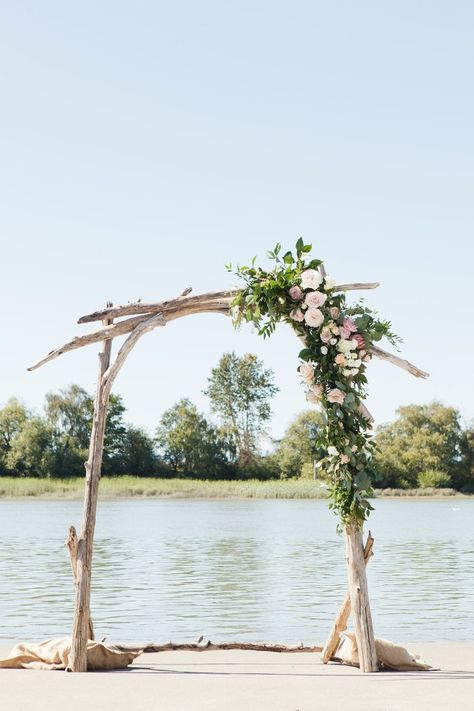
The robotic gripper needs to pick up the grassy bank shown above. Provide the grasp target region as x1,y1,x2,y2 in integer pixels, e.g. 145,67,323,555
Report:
0,476,469,500
0,476,330,499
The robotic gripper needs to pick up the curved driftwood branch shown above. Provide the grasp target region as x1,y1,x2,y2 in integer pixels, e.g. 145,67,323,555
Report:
369,345,429,379
115,640,323,654
101,311,166,403
77,283,379,324
27,298,231,371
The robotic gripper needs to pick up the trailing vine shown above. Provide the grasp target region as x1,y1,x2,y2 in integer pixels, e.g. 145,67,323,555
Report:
228,239,400,527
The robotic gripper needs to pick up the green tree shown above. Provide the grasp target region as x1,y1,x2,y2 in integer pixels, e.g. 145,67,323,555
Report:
45,385,127,476
6,417,54,477
275,410,324,479
374,402,467,488
109,426,162,476
155,399,235,477
204,352,278,467
0,398,29,474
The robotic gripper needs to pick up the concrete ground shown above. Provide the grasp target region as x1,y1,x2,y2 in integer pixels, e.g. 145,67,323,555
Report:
1,643,473,711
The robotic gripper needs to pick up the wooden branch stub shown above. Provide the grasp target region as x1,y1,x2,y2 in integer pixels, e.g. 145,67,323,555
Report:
65,526,79,582
321,532,374,664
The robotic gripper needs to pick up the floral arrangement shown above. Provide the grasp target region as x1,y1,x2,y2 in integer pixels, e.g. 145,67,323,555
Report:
229,239,400,527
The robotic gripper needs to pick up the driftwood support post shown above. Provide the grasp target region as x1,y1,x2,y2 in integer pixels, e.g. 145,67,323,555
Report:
68,306,114,671
321,532,374,663
68,309,166,671
344,525,378,672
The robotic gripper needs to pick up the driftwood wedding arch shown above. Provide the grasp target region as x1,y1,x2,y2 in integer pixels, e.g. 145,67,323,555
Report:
28,282,427,673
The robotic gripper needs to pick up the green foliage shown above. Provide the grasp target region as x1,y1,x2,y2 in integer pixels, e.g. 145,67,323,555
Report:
107,426,164,477
230,240,401,526
0,398,29,473
418,469,452,489
374,402,467,489
275,410,324,479
5,417,54,477
155,398,235,477
204,352,278,467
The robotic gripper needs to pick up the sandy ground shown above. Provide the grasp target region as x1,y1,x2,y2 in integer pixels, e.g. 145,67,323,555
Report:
1,642,473,711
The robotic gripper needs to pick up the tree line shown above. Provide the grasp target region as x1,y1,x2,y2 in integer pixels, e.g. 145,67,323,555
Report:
0,352,473,490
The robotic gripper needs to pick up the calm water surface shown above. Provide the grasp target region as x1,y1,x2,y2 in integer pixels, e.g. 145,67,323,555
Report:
0,498,472,644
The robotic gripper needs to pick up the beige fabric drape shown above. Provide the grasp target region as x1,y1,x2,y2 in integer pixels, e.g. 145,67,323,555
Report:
0,638,142,671
334,632,435,671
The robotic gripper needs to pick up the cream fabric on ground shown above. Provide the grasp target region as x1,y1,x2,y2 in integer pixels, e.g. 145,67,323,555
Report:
0,638,142,671
334,632,435,671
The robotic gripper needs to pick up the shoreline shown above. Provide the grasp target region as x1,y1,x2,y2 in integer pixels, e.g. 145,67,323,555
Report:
0,476,471,500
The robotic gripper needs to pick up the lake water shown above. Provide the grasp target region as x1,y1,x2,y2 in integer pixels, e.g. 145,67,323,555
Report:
0,498,472,645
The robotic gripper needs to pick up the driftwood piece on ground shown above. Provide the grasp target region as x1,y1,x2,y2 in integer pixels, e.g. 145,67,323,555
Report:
344,525,378,672
321,533,374,664
114,640,323,654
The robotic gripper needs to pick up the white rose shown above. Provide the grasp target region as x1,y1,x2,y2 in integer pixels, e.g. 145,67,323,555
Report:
301,269,323,290
351,368,359,376
304,308,324,328
320,346,328,355
337,339,352,353
352,359,362,368
324,276,336,290
327,446,339,457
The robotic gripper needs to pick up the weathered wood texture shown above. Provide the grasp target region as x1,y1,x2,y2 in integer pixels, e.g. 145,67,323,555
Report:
370,345,429,378
68,314,112,671
321,533,374,663
344,525,378,672
75,283,380,324
115,640,324,654
68,311,171,672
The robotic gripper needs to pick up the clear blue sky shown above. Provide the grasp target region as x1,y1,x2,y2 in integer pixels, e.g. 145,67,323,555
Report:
1,1,473,440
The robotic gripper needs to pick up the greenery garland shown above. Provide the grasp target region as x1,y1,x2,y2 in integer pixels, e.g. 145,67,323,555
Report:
229,239,400,527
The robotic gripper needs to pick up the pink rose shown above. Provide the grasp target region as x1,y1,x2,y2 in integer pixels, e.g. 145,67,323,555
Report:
304,308,324,328
290,308,305,322
353,333,366,349
306,383,323,403
305,290,326,309
340,454,350,465
327,388,345,405
320,326,332,343
335,353,346,365
343,317,358,333
299,362,315,383
339,326,352,339
329,306,340,319
301,269,323,290
288,286,303,301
